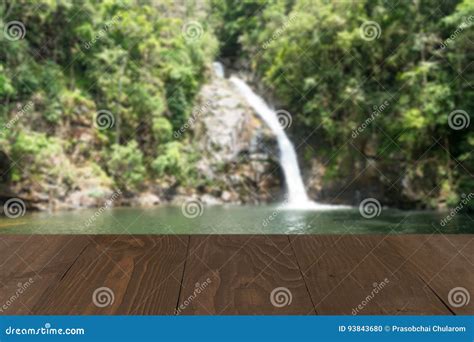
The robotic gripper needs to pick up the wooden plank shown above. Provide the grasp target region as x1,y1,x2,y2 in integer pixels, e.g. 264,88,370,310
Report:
0,235,90,315
290,235,451,315
1,235,472,315
179,235,314,315
356,235,452,315
0,274,62,314
33,235,188,315
386,235,474,315
291,235,387,314
0,235,89,278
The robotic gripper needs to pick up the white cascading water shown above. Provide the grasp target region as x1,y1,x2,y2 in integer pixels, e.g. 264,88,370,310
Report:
229,73,339,209
212,62,225,78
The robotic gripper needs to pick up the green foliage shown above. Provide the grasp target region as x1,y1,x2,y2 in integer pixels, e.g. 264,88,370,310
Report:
11,131,61,157
152,117,173,143
0,65,14,97
0,0,217,192
213,0,472,208
10,131,71,183
152,141,195,183
210,0,268,58
106,141,146,191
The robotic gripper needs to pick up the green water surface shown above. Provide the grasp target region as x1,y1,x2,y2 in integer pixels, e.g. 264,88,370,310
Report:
0,205,472,234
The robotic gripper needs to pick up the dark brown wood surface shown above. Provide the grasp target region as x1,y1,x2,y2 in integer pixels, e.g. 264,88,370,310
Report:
0,235,90,314
0,235,472,315
384,235,474,315
179,235,314,314
33,236,187,315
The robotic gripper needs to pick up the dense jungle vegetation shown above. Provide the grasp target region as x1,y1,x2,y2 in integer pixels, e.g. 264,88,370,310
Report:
0,0,217,196
212,0,473,209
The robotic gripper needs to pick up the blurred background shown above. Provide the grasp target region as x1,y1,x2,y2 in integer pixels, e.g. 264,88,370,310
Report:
0,0,472,217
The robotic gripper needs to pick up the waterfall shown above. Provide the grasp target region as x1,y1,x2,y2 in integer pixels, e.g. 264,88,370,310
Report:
212,62,225,78
229,74,340,209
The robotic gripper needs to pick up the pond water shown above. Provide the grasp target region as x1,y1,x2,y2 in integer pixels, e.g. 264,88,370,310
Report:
0,205,472,234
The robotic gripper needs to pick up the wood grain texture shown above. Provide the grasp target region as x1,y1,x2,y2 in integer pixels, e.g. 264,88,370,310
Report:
355,235,451,315
0,234,472,315
290,235,389,314
290,235,455,315
32,235,188,315
0,235,90,314
178,235,314,314
385,235,474,315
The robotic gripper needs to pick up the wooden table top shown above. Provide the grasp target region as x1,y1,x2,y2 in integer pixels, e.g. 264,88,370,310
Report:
0,235,472,315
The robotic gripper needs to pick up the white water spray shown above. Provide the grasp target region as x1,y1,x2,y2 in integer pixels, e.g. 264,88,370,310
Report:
228,73,341,209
